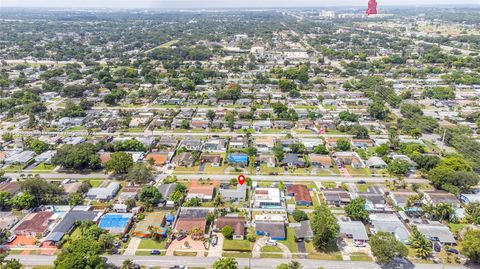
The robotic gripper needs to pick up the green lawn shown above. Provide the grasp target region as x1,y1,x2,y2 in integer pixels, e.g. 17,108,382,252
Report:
350,253,373,261
260,253,283,258
4,164,26,172
448,223,468,234
173,251,197,256
260,164,281,175
203,164,225,174
322,181,337,188
355,183,374,193
222,252,252,258
345,166,371,176
138,239,168,249
261,245,282,252
305,242,342,260
31,163,55,172
80,179,104,187
223,240,252,252
280,227,299,253
261,128,286,134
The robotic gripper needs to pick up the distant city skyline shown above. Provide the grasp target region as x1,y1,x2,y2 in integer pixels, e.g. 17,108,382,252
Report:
2,0,480,9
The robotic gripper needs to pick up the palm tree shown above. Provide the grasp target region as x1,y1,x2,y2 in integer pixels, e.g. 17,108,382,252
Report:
213,194,224,208
409,226,432,259
415,237,432,259
147,225,156,239
436,203,455,222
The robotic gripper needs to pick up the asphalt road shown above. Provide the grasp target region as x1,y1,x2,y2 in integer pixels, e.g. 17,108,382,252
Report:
7,255,473,269
4,172,430,184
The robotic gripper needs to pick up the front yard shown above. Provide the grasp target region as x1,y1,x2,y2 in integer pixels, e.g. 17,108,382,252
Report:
222,239,253,252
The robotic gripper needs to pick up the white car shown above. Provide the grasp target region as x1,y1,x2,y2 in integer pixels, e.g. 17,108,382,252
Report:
265,239,277,246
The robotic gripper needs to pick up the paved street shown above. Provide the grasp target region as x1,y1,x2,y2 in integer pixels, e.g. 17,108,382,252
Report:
4,172,430,184
7,255,474,269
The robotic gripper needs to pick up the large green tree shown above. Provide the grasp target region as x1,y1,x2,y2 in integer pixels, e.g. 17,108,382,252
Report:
370,232,408,264
461,229,480,264
52,143,101,170
311,205,339,250
126,163,153,184
139,186,162,206
345,198,369,221
105,152,134,174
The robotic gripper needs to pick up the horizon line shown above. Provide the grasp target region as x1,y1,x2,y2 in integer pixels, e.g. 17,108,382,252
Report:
2,4,480,10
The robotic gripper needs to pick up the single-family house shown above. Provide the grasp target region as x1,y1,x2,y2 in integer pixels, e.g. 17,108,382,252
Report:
187,183,215,201
308,154,333,168
294,220,314,241
416,222,456,245
253,187,284,209
366,157,387,169
86,182,120,201
255,137,275,152
322,188,351,206
172,152,195,167
281,153,306,168
286,184,312,206
255,221,286,240
219,183,247,202
338,220,369,246
214,217,246,240
370,214,410,244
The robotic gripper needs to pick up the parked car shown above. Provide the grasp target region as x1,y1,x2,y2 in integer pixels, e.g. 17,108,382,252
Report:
151,249,161,255
176,233,187,241
121,234,129,243
447,248,459,254
7,235,16,243
265,239,277,246
357,180,366,184
211,235,218,246
433,242,441,252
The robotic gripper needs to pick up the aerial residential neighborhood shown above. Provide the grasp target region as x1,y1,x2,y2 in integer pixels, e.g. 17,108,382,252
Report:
0,1,479,269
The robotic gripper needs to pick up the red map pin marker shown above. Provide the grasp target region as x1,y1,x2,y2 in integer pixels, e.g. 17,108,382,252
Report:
237,174,246,185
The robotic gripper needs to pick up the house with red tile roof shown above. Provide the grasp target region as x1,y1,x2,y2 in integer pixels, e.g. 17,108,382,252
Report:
286,184,312,206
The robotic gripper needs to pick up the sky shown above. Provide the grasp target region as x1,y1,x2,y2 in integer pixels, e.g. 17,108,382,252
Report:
2,0,479,9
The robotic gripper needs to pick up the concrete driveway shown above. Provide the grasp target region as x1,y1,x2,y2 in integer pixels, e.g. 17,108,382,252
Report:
337,238,372,260
252,236,292,258
123,237,141,256
207,233,224,257
166,235,206,257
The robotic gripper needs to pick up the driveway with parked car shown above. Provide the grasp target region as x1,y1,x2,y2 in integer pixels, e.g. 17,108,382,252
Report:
207,233,224,257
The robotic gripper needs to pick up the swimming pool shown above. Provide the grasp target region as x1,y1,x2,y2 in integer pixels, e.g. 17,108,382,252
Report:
98,213,132,234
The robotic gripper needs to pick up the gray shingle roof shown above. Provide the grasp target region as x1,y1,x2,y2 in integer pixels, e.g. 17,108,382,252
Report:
339,221,368,241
